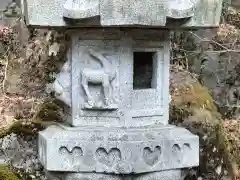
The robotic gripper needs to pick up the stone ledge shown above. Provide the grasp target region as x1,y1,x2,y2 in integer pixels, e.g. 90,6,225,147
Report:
38,125,199,174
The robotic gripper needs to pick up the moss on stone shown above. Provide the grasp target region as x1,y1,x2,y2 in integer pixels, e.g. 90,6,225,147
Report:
170,70,234,179
0,121,36,138
0,98,65,138
35,100,64,122
170,72,219,126
0,165,20,180
172,81,217,112
171,78,240,178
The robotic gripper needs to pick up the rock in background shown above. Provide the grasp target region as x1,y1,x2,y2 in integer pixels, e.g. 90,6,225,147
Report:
170,1,240,179
0,5,69,178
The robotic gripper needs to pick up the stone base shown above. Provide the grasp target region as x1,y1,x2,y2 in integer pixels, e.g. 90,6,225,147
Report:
39,124,199,174
83,102,118,110
46,170,184,180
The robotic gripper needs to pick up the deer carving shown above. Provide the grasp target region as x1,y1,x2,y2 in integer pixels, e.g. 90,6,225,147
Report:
81,49,117,109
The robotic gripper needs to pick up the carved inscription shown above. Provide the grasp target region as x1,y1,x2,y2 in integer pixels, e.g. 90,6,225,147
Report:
81,49,118,110
59,146,83,165
96,148,121,167
143,146,162,166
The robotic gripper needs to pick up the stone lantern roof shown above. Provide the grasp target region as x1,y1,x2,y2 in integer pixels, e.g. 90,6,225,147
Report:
22,0,223,28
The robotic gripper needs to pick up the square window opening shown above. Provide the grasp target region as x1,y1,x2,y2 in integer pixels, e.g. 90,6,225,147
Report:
133,52,156,90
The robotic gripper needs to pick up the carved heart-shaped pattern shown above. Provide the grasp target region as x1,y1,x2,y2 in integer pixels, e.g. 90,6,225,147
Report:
172,143,191,162
96,147,121,167
143,146,162,166
59,146,83,166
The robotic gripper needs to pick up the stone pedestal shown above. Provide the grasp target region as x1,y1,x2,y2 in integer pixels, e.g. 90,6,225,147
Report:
39,125,198,173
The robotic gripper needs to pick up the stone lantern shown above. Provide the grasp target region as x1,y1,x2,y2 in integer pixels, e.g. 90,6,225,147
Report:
22,0,223,179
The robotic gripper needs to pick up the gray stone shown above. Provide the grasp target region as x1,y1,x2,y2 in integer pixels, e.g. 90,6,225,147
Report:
100,0,199,26
63,172,122,180
40,28,200,179
23,0,223,27
4,2,21,18
50,59,71,107
47,170,184,180
99,0,166,26
49,30,171,121
166,0,197,19
0,0,11,24
21,0,224,178
131,170,184,180
0,133,45,179
38,124,199,173
0,0,11,11
63,0,99,19
69,33,170,127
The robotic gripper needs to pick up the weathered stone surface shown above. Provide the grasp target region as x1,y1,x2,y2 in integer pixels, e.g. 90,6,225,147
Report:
48,29,170,109
50,59,71,107
44,30,199,177
100,0,198,26
23,0,223,27
24,2,205,175
100,0,166,26
38,124,199,173
0,0,11,11
47,170,183,180
63,0,99,19
166,0,197,19
130,170,183,180
68,35,170,127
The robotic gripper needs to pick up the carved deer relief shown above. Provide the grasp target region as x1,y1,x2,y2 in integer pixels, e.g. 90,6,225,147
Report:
81,49,118,110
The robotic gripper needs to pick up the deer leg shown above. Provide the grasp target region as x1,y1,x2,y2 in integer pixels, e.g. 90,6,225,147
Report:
82,74,94,106
102,75,110,106
108,81,113,103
